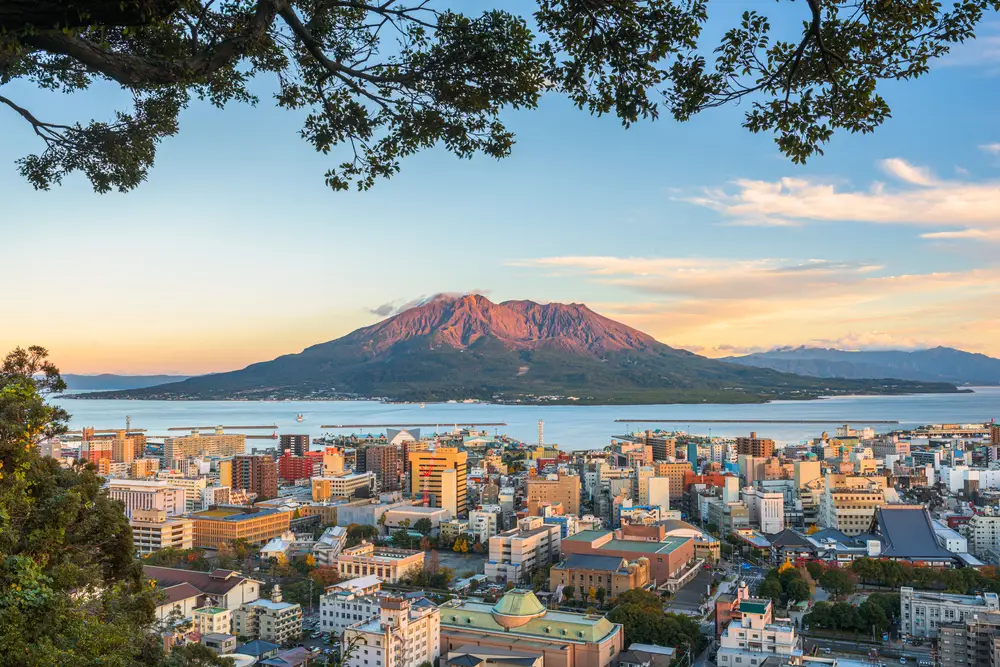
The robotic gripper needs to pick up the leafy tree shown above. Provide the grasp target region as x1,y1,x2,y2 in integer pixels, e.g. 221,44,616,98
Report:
785,577,811,604
759,578,784,605
819,568,857,599
805,561,825,580
596,587,607,605
413,518,433,535
859,598,890,634
0,346,167,664
617,589,663,609
346,523,377,546
588,585,597,601
161,643,236,666
309,566,341,589
3,1,994,193
563,585,575,601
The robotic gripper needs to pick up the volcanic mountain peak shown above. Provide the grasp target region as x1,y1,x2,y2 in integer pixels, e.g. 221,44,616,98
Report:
349,293,660,356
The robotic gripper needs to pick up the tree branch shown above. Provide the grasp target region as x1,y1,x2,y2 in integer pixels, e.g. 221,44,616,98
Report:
0,0,181,32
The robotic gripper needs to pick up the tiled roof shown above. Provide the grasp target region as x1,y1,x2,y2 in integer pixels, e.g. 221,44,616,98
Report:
873,506,958,560
144,566,251,597
160,582,202,606
561,554,629,572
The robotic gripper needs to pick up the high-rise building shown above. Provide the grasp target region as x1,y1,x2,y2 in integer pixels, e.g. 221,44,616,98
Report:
640,431,676,461
409,447,468,517
364,444,402,492
233,455,278,500
653,462,690,503
526,474,581,517
130,508,194,555
635,467,654,506
992,424,1000,446
819,474,886,536
279,434,310,457
741,487,785,534
736,432,775,458
687,441,699,471
164,430,246,465
278,452,318,482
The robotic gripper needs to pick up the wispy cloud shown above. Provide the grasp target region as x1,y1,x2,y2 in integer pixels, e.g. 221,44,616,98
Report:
367,290,493,317
979,143,1000,155
680,157,1000,241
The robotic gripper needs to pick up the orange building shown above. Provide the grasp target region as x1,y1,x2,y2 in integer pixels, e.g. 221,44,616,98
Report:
189,506,290,549
526,474,581,517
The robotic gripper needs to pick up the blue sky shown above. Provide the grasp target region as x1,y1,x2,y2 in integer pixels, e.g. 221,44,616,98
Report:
2,5,999,373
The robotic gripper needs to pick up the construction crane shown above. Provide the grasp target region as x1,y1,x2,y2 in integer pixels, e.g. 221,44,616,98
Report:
421,468,432,508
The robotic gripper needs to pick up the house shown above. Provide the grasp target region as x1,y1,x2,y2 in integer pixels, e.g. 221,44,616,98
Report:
238,639,281,660
144,566,261,612
153,581,202,624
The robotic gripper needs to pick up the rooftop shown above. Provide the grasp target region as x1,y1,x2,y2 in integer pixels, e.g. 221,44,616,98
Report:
560,554,629,572
739,600,771,615
194,606,229,615
563,529,609,542
191,506,284,521
246,598,300,612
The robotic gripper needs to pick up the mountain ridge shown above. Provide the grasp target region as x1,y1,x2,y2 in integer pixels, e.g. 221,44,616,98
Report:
74,295,960,404
723,346,1000,385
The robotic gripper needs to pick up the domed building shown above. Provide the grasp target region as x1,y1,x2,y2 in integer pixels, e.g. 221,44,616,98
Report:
439,589,623,667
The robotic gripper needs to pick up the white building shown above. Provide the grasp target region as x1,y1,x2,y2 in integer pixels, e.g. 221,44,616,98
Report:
342,597,440,667
130,508,194,555
320,588,385,638
485,516,561,584
901,586,1000,638
232,588,302,644
107,479,186,519
932,520,968,553
156,475,207,513
469,506,501,543
313,526,348,566
717,598,801,667
742,487,785,535
648,477,670,512
201,485,231,508
382,506,451,535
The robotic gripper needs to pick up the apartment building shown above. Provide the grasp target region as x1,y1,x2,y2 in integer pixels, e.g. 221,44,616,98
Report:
736,432,775,458
902,587,1000,639
189,506,291,549
193,606,232,635
130,457,160,479
362,444,403,492
742,487,785,535
469,507,501,543
342,598,440,667
164,430,246,465
311,472,376,502
130,508,194,555
335,542,425,583
233,589,302,644
278,452,318,482
320,587,384,638
279,434,310,457
967,510,1000,562
717,599,800,667
107,479,186,519
653,462,691,503
409,447,468,517
485,516,562,584
939,611,1000,667
526,474,581,517
233,455,278,501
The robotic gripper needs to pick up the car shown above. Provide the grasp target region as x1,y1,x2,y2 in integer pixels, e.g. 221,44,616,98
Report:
900,658,907,664
823,649,831,654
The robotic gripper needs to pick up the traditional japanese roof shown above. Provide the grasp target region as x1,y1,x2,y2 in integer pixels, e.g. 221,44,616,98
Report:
766,529,814,549
870,505,958,561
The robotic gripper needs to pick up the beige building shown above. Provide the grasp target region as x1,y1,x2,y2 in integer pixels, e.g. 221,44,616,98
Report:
819,474,888,536
409,447,468,517
343,597,440,667
336,542,425,583
108,479,186,519
485,516,562,584
164,430,246,466
439,589,624,667
193,606,232,635
527,474,581,517
653,462,690,503
312,472,376,502
130,508,194,555
793,460,821,489
130,457,160,479
189,506,291,549
549,554,651,598
233,589,302,644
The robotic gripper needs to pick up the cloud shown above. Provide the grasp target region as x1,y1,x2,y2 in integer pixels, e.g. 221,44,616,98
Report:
514,255,1000,358
943,27,1000,71
980,143,1000,155
921,229,1000,241
681,158,1000,239
367,290,493,317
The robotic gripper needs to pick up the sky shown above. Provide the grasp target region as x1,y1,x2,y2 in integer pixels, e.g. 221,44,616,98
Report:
2,5,1000,375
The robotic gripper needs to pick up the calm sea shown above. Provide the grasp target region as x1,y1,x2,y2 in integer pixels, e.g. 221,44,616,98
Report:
52,387,1000,451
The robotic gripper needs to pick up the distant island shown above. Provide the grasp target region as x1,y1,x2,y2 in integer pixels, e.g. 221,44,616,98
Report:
72,295,961,404
63,374,192,391
724,346,1000,386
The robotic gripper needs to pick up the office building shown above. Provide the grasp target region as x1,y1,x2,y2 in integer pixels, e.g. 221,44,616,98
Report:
819,475,886,536
561,529,694,590
233,455,278,501
526,474,581,517
469,507,501,543
648,477,670,511
742,487,785,534
164,430,246,465
716,599,800,667
335,542,425,583
635,467,654,506
312,472,375,502
485,516,562,584
968,510,1000,561
902,587,1000,638
189,506,291,549
107,479,186,519
736,432,775,458
280,434,310,457
233,589,302,644
277,452,318,482
439,589,624,667
409,447,468,517
653,462,690,503
687,442,698,471
549,554,651,598
130,508,194,555
363,444,403,492
793,461,821,490
343,597,440,667
130,457,160,479
322,447,346,476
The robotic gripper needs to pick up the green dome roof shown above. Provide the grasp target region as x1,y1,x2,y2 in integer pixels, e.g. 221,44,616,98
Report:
491,590,547,628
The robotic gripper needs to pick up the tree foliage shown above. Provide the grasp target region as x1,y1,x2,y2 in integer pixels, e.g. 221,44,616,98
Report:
804,593,898,635
0,346,166,665
608,590,704,655
3,1,997,193
819,568,857,599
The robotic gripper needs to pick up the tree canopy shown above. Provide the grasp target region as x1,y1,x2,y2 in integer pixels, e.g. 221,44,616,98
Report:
2,0,996,193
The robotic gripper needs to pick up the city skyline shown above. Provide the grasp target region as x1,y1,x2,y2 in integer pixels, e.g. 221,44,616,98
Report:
4,17,1000,374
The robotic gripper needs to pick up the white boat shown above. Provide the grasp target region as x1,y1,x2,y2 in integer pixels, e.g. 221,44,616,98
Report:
296,414,304,422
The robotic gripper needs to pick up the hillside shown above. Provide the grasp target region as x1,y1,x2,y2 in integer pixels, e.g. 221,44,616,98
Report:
723,346,1000,386
76,295,960,404
63,374,192,390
